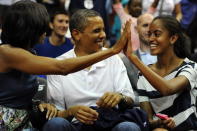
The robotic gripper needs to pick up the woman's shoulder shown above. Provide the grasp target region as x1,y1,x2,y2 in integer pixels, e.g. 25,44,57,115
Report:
176,58,197,77
183,58,197,67
0,44,32,70
0,44,25,58
0,44,19,51
0,44,12,56
0,44,13,72
0,44,29,55
0,44,10,48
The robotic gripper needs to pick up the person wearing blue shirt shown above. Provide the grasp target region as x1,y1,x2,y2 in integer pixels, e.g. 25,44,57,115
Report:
34,9,73,78
34,9,73,58
34,37,73,58
180,0,197,29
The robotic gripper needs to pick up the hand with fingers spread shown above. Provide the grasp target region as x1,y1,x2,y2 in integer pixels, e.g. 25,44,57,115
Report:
96,92,122,108
112,20,132,54
123,20,133,58
38,103,58,120
68,105,98,125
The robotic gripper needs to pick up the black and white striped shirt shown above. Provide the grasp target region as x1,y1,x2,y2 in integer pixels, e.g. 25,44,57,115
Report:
137,58,197,130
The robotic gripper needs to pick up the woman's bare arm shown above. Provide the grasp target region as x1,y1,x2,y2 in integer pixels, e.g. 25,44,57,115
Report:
0,20,131,75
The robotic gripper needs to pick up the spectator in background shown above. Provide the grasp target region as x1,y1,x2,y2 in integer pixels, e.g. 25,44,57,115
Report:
121,13,157,91
34,9,73,79
180,0,197,30
119,13,157,107
113,0,142,51
113,0,157,95
37,0,65,15
188,15,197,57
112,0,161,50
111,0,131,46
142,0,182,21
135,14,157,65
180,0,197,54
34,9,73,58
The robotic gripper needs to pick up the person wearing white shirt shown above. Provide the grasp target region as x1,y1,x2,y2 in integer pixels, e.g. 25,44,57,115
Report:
142,0,182,21
46,9,141,131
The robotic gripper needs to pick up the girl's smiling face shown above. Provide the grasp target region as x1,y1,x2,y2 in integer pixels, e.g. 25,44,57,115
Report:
148,19,174,56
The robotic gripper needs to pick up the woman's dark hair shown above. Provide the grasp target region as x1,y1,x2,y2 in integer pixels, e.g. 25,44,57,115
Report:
153,15,191,58
1,0,49,49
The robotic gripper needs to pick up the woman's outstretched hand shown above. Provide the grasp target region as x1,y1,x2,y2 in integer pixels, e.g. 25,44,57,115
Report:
123,20,133,58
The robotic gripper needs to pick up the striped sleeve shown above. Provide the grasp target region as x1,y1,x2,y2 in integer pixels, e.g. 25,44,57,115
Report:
178,62,197,90
137,76,150,102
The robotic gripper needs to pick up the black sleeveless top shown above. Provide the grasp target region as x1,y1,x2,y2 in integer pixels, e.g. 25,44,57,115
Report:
0,69,38,109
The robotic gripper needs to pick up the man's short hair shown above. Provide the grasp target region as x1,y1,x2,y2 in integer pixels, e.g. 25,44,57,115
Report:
50,8,69,23
69,9,101,32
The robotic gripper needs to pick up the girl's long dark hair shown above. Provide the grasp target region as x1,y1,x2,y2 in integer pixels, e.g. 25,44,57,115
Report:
153,16,191,58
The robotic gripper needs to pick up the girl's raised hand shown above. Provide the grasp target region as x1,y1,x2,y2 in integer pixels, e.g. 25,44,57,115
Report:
123,20,133,57
112,19,132,54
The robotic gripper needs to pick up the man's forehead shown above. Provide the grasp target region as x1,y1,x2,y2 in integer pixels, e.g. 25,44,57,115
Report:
138,14,153,23
83,17,104,29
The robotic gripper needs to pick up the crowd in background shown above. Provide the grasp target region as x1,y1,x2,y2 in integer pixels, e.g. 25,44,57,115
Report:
0,0,196,51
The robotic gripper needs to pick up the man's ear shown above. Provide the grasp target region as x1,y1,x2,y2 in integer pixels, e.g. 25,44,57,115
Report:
170,34,178,45
71,29,81,42
49,22,53,30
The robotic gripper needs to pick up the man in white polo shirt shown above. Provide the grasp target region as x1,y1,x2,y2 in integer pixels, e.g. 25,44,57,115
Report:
46,9,141,131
